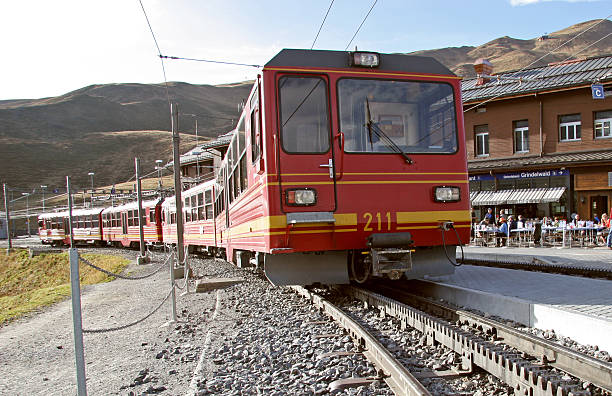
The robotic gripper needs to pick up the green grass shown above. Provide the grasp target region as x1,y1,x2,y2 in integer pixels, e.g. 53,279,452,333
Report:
0,250,129,325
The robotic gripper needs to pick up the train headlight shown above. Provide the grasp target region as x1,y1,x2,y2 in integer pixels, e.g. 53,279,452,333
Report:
434,186,461,202
286,188,317,206
350,52,380,68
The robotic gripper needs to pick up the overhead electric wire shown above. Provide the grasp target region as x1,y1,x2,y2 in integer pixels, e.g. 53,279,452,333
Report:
559,31,612,63
464,16,612,113
344,0,378,51
159,55,261,68
138,0,172,111
311,0,335,49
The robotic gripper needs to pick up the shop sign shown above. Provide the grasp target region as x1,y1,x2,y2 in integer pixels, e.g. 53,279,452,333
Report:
468,174,495,181
500,169,569,180
470,169,568,181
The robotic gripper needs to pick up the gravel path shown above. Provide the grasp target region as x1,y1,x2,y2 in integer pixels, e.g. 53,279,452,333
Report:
0,247,390,395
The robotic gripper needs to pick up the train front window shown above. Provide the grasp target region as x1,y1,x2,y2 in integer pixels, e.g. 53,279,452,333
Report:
338,79,458,154
278,76,330,153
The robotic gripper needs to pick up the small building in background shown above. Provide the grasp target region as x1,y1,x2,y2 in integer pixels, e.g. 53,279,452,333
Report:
463,55,612,222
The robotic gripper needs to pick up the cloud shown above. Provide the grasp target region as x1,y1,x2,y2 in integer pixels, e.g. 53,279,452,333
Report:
510,0,598,5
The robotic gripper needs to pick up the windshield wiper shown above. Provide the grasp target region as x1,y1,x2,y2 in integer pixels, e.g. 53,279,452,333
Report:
365,98,413,164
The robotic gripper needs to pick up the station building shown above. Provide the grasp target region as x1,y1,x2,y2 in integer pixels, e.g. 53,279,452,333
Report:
463,55,612,222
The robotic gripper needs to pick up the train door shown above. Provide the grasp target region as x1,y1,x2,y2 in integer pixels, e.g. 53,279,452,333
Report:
276,74,336,213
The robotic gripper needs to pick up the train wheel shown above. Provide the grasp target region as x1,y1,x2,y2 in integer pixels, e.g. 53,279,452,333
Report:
349,251,371,284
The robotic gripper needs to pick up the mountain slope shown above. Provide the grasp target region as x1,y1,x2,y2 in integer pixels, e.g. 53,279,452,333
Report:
1,19,611,190
411,19,612,77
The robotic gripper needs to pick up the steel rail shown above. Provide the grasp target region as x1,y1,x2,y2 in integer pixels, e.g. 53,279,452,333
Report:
291,286,431,396
345,285,593,396
373,283,612,393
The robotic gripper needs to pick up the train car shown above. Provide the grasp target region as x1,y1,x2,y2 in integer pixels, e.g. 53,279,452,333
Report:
160,196,177,247
182,180,216,253
38,208,104,246
38,212,68,245
208,49,470,285
160,180,216,254
101,199,163,248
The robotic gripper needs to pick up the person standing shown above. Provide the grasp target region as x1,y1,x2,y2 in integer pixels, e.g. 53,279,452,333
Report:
484,208,494,224
604,214,612,249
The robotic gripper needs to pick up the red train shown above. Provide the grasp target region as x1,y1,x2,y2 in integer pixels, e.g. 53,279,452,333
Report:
38,208,103,246
39,49,470,286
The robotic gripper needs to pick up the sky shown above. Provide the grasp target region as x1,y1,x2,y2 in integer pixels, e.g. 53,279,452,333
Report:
1,0,611,100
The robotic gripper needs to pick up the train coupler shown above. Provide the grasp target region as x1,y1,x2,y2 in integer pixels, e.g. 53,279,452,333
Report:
369,248,413,278
366,232,414,279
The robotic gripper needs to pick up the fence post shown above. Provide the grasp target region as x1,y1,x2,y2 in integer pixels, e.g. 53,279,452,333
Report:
3,183,11,254
67,176,87,396
169,251,177,323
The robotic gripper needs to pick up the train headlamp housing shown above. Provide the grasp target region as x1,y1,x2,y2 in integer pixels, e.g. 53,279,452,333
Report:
434,186,461,203
349,52,380,68
285,188,317,206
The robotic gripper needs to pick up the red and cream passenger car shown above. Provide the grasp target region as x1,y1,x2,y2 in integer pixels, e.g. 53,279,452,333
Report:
161,180,216,254
101,199,163,248
38,208,104,246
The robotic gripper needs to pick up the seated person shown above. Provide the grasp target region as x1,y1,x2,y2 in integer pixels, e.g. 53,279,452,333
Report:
517,215,525,229
495,218,509,247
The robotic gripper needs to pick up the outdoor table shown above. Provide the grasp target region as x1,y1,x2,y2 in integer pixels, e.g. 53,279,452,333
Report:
510,228,534,247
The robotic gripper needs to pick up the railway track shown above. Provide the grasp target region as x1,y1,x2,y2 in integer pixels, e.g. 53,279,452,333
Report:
293,285,612,396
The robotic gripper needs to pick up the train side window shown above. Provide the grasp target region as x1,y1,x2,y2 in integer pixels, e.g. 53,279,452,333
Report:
149,210,155,224
278,75,330,153
92,216,99,228
191,195,198,221
197,193,204,220
240,155,247,191
237,117,245,157
185,198,192,222
250,89,261,163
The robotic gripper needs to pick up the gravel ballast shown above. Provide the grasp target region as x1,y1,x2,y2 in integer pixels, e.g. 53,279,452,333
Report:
0,249,390,395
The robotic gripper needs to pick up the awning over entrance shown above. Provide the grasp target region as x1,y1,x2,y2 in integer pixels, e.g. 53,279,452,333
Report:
506,188,548,204
541,186,566,203
471,187,566,206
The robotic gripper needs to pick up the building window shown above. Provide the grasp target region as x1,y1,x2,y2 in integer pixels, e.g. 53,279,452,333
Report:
595,110,612,139
474,125,489,157
513,120,529,153
559,114,581,142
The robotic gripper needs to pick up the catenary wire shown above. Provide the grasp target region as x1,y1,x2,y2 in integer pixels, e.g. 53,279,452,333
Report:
311,0,335,49
344,0,378,51
160,55,261,68
138,0,172,112
559,31,612,63
464,16,612,113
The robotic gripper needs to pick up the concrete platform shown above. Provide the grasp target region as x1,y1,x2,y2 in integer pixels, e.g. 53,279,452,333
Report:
195,277,244,293
458,245,612,271
418,262,612,352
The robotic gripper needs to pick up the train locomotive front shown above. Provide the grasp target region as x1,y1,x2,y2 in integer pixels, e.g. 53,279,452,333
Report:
217,49,470,285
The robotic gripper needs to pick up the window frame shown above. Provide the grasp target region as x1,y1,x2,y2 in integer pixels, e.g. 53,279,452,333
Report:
474,124,489,157
513,121,529,153
336,77,459,155
559,114,581,142
594,111,612,139
277,74,332,155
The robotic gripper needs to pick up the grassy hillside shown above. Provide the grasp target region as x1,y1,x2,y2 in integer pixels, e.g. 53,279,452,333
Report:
0,250,129,325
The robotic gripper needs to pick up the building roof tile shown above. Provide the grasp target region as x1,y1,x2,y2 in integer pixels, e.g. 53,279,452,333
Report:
461,55,612,103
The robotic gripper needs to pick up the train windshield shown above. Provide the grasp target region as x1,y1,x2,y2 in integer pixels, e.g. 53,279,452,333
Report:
278,75,330,153
338,79,458,154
